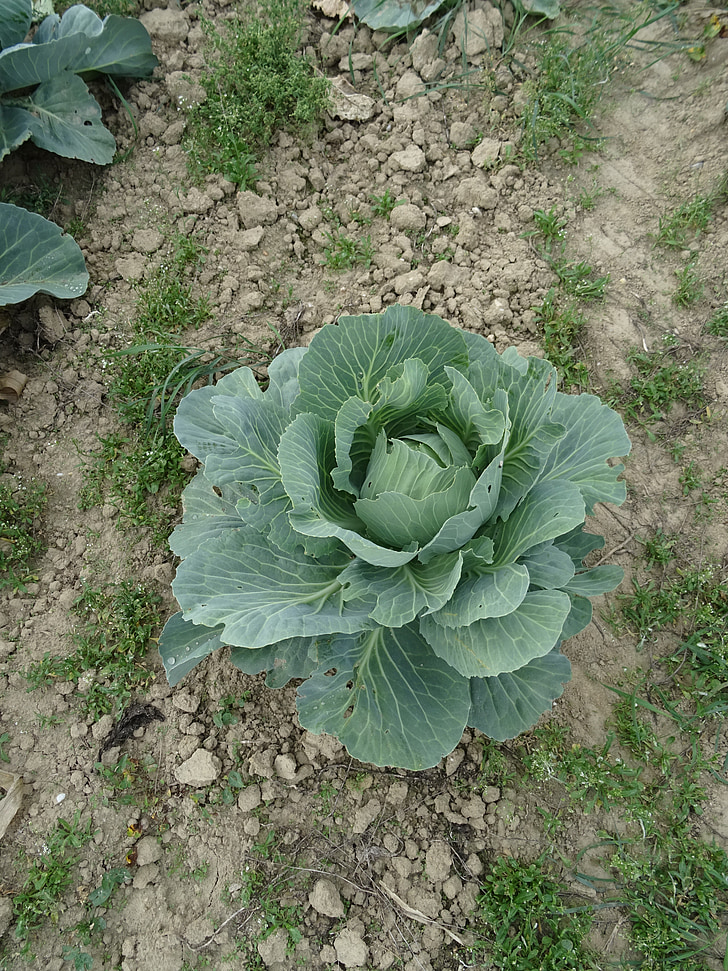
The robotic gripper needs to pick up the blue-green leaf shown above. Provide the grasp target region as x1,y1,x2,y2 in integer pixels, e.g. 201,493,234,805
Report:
281,412,417,567
352,0,449,30
174,366,262,462
157,611,225,687
429,563,530,627
0,103,32,161
14,71,117,163
0,202,88,305
539,392,631,513
265,346,307,411
294,304,468,422
519,544,575,589
297,625,470,770
173,529,374,648
565,564,624,597
468,649,572,741
489,480,585,566
443,366,505,453
69,13,158,77
339,551,463,627
561,594,592,639
419,589,571,678
169,474,245,559
0,0,32,52
554,525,605,566
229,636,316,687
0,32,84,91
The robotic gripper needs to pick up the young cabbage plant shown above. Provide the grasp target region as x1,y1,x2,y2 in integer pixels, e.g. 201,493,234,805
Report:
159,306,630,770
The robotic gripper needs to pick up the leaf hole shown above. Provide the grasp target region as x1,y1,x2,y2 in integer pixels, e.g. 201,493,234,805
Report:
345,680,354,690
343,706,354,719
212,486,222,497
324,668,337,677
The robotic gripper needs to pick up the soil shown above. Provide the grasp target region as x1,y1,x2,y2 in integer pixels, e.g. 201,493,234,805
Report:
1,1,728,969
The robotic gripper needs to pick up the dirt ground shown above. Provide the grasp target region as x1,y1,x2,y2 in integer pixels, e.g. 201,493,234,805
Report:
1,0,728,968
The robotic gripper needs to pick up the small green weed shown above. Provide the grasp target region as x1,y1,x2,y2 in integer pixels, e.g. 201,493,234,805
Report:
534,288,588,389
637,528,677,569
12,812,95,943
0,474,48,592
370,188,402,219
518,38,606,163
673,258,704,306
653,174,728,249
705,301,728,338
526,209,609,301
213,694,247,729
0,731,10,762
322,227,373,270
184,0,329,186
474,856,596,970
25,581,162,718
613,338,706,424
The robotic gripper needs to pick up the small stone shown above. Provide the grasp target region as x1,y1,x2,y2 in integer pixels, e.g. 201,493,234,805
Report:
0,896,12,938
238,784,262,813
135,836,162,867
389,204,426,232
472,138,502,168
91,714,114,741
309,877,345,918
139,8,189,43
390,146,426,173
425,842,452,884
353,797,381,834
258,926,288,966
274,754,297,780
237,191,278,228
449,121,477,149
334,928,370,968
131,229,164,254
174,748,221,787
172,690,199,714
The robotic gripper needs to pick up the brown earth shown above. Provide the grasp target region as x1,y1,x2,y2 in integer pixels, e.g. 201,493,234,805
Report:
1,1,728,969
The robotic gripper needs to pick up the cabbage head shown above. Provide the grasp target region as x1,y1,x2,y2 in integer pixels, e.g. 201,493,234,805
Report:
159,305,630,769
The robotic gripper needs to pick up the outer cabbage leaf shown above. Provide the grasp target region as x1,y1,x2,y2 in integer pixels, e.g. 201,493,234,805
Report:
229,636,317,687
169,474,246,559
158,611,226,687
0,202,88,304
0,0,32,52
468,649,571,740
419,589,571,678
352,0,449,30
173,529,376,648
297,625,471,770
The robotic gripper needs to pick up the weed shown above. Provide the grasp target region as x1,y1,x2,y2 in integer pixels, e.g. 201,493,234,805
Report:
534,288,588,389
613,339,706,424
474,856,596,970
673,258,704,306
0,475,48,592
705,301,728,338
184,0,329,186
477,738,516,790
370,188,402,219
322,228,374,270
653,174,728,249
0,731,10,762
678,460,702,496
518,38,606,163
637,528,676,569
12,812,95,943
213,694,247,729
25,581,162,718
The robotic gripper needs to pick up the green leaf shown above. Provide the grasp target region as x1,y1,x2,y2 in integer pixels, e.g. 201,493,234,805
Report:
428,563,530,627
157,611,225,687
0,202,88,305
519,544,575,589
0,31,84,91
539,392,631,514
521,0,560,18
295,304,469,422
339,551,463,627
468,649,571,741
174,366,262,462
419,589,571,678
443,366,505,454
489,480,585,566
0,102,32,160
69,14,158,77
492,356,567,520
173,529,375,648
351,0,449,30
0,0,32,51
169,474,245,559
565,564,624,596
14,71,117,163
561,594,592,639
281,412,418,567
229,636,316,687
554,526,605,566
297,625,470,769
265,346,307,411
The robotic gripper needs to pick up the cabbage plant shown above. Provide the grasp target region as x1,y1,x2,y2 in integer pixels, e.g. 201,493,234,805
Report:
159,306,630,770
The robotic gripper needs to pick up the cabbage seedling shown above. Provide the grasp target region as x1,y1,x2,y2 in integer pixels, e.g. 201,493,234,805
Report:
159,306,630,769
